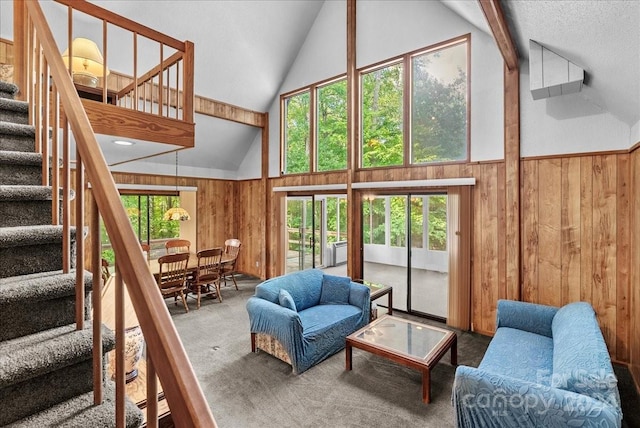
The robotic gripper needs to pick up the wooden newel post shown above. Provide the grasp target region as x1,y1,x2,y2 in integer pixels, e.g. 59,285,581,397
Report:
13,0,28,100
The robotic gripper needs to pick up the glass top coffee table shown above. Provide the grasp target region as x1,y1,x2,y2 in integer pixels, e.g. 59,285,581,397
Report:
345,315,457,403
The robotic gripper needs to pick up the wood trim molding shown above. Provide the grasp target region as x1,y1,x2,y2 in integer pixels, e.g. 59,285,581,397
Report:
478,0,519,71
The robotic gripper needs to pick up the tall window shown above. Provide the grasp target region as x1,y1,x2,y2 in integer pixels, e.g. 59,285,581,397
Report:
360,36,469,168
283,90,310,174
282,78,348,175
411,42,468,164
361,63,404,168
326,196,347,244
280,35,469,174
317,80,348,171
101,194,181,264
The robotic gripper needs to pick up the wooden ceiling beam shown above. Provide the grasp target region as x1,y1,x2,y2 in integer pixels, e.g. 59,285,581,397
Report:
478,0,519,71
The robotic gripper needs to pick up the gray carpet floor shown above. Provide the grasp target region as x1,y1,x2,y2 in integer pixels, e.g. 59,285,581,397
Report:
165,276,640,428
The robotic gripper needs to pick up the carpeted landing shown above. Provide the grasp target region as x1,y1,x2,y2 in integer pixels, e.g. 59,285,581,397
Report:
166,276,640,428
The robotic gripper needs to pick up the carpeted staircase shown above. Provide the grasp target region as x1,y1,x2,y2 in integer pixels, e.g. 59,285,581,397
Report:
0,80,143,427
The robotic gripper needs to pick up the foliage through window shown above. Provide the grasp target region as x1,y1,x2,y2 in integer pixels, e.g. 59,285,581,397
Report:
411,42,468,163
283,91,310,174
317,80,348,171
281,36,468,173
101,194,181,264
361,63,404,168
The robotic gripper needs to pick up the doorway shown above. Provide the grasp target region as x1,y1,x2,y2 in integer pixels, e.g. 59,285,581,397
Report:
361,193,449,320
285,196,323,273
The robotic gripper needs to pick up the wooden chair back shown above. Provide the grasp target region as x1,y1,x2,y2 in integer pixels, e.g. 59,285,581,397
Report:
157,252,190,295
165,239,191,254
224,238,242,259
101,258,111,282
141,243,151,260
195,247,223,283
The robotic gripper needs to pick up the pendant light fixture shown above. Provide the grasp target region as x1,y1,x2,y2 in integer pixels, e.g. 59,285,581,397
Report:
163,151,191,221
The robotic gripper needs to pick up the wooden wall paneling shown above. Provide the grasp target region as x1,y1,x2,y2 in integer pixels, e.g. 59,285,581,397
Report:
497,162,507,302
615,154,630,362
471,164,483,333
236,179,265,279
537,159,562,307
630,149,640,390
580,156,594,303
591,155,617,352
560,157,581,304
521,160,539,303
479,163,499,334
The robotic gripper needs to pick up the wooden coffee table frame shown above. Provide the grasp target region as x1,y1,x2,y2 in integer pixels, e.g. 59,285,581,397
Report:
345,315,457,403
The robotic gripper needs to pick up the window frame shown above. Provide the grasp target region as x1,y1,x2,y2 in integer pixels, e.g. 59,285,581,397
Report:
278,34,471,175
358,34,471,170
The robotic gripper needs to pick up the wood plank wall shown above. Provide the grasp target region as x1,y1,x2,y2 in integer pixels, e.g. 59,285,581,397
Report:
631,147,640,390
521,153,631,364
73,171,265,279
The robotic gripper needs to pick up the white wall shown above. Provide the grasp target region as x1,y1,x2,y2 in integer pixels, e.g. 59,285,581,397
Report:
265,0,504,177
631,120,640,146
520,61,632,157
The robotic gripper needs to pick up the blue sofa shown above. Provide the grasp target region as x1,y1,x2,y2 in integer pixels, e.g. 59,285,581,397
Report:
246,269,370,374
452,300,622,428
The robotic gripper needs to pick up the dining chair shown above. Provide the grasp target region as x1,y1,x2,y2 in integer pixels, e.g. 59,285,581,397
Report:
221,238,241,289
165,239,191,254
188,247,224,308
157,252,190,312
101,258,111,283
141,243,151,260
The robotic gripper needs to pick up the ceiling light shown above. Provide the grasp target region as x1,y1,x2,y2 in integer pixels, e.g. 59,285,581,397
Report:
113,140,134,146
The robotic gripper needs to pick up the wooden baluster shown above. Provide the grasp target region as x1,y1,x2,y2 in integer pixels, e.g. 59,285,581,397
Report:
115,262,125,428
91,198,103,404
34,34,41,153
75,150,85,329
175,60,180,119
62,117,71,273
147,354,158,428
41,57,50,187
51,83,60,225
166,65,170,117
133,32,138,111
102,20,107,103
158,43,163,116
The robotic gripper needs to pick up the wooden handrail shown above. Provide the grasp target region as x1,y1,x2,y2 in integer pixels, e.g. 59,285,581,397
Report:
54,0,185,51
21,1,215,426
117,50,183,98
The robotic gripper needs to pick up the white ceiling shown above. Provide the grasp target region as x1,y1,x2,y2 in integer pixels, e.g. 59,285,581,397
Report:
1,1,638,176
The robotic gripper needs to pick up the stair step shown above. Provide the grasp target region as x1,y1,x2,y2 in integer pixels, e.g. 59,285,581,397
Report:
0,270,93,341
0,225,78,278
0,98,29,125
0,185,65,227
0,323,116,425
0,150,44,185
6,382,143,428
0,81,18,100
0,121,36,152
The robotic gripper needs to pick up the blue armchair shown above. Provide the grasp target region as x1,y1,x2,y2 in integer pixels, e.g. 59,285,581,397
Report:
246,269,370,374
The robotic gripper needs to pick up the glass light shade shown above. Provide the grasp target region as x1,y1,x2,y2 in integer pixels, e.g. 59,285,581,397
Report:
61,38,110,86
163,207,191,221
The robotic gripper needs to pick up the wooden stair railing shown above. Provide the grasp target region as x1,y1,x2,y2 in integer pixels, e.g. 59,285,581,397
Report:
15,1,216,427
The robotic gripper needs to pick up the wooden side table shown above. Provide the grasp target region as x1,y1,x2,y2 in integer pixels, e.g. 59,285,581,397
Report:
354,279,393,321
74,83,118,105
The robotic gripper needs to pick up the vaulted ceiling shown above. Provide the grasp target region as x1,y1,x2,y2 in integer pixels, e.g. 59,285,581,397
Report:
1,1,638,178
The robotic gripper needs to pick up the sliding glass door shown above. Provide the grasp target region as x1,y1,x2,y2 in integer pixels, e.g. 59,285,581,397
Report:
362,193,449,319
285,196,323,273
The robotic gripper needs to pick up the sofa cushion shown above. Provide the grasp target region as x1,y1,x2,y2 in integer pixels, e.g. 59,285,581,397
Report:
255,269,323,311
278,289,297,312
479,327,554,385
551,302,619,404
320,274,351,305
299,304,362,339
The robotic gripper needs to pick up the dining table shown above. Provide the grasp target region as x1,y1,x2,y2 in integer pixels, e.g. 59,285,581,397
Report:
147,251,234,277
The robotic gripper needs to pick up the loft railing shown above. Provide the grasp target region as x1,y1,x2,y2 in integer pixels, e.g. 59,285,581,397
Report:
14,1,215,427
